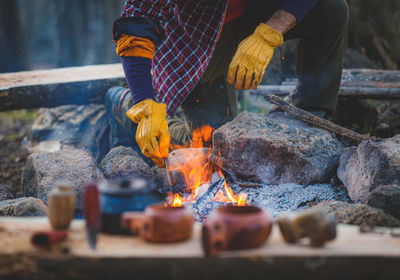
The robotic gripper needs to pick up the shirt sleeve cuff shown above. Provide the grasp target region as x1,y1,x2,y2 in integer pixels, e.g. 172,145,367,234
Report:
279,0,319,23
121,56,155,104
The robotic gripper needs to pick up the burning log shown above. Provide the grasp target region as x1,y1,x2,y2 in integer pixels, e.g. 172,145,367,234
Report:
252,93,376,143
193,173,226,218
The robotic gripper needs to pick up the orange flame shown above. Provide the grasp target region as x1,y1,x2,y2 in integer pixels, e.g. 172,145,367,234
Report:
172,193,183,207
166,125,247,207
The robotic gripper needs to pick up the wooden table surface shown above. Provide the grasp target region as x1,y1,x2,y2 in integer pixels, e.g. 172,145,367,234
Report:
0,217,400,280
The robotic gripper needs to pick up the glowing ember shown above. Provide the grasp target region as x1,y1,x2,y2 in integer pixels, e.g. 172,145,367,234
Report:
166,125,247,208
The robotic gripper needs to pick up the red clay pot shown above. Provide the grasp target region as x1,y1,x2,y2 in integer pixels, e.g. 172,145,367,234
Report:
121,204,194,243
202,205,273,256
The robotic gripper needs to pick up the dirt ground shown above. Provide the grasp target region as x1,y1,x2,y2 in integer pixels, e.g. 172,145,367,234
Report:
0,110,36,196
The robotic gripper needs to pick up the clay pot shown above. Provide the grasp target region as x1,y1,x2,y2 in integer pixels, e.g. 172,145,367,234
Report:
48,181,75,230
202,205,273,256
121,204,194,243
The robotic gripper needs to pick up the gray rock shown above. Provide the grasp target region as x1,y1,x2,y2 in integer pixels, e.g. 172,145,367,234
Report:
211,112,344,185
22,147,104,211
236,183,350,220
29,104,110,162
0,185,16,201
0,197,48,216
99,146,152,180
151,166,171,193
337,135,400,203
368,185,400,220
314,201,400,227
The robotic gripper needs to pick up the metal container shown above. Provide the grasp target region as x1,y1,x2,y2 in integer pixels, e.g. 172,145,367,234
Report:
99,177,162,234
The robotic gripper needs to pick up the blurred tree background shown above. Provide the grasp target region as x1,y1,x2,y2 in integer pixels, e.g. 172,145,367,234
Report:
0,0,125,73
0,0,399,73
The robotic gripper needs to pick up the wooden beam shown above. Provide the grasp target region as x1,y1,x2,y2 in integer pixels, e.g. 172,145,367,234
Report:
0,217,400,279
0,64,126,111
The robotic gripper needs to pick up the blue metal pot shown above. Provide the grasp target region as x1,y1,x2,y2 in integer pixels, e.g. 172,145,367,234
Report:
99,177,162,234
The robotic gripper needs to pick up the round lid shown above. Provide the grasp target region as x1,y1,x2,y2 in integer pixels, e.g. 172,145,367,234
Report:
99,177,150,196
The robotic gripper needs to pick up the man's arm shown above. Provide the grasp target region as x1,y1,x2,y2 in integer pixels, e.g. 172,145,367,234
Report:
267,0,321,33
112,1,173,168
265,10,296,34
227,0,320,90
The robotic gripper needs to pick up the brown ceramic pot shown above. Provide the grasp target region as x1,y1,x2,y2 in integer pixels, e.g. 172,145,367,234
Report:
202,205,273,256
121,204,194,243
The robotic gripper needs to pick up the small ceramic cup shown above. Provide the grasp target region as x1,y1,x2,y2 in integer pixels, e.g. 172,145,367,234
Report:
122,203,194,243
202,205,273,256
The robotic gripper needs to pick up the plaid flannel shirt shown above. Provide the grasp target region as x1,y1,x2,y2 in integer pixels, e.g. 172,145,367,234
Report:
121,0,229,116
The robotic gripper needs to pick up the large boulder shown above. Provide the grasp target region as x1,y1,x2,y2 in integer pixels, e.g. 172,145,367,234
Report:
0,197,47,216
211,112,344,185
367,184,400,220
22,147,104,211
99,146,152,180
29,104,110,162
337,135,400,203
314,201,400,227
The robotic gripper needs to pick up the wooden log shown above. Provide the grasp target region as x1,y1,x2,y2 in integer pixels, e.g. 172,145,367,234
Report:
1,67,400,111
0,217,400,280
252,84,400,100
0,64,126,111
251,93,374,143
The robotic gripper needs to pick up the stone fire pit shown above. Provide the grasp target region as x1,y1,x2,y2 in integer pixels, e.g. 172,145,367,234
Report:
3,108,396,227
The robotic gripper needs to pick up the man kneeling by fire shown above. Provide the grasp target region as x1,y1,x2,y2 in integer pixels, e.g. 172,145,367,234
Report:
106,0,350,168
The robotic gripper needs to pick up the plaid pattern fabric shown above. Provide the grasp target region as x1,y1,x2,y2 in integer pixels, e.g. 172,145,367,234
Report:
121,0,229,116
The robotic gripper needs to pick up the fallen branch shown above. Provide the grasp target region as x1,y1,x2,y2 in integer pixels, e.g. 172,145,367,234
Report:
251,93,376,143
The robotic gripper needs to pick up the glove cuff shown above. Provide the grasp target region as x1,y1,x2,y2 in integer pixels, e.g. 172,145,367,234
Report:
126,99,167,124
254,23,284,48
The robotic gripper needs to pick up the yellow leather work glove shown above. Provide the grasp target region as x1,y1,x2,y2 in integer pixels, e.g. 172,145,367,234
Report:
126,99,170,168
228,23,284,90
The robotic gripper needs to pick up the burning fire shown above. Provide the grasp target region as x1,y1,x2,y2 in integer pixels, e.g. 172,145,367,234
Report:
166,125,247,208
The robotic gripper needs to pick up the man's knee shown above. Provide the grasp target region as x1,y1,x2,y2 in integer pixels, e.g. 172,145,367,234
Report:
106,86,126,107
320,0,349,27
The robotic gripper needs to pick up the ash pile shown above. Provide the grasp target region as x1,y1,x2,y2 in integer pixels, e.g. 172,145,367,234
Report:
11,109,400,227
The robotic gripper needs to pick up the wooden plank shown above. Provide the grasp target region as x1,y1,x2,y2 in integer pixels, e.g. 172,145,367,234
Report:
0,217,400,279
0,64,126,111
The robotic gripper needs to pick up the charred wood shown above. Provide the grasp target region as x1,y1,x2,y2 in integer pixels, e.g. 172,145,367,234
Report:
193,176,225,219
